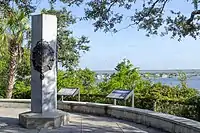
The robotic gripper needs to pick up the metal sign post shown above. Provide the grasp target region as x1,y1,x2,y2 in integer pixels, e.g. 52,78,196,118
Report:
114,99,116,105
78,90,80,102
132,91,134,107
61,95,64,101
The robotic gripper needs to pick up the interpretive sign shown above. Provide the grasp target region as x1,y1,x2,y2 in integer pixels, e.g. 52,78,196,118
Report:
106,89,134,107
106,90,133,100
58,88,79,96
58,88,80,101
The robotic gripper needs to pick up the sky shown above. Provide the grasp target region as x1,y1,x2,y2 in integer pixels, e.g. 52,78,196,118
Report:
35,0,200,70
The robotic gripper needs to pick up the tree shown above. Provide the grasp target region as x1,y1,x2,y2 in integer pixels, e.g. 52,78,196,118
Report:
76,68,97,93
98,59,141,93
112,59,141,89
0,48,9,98
16,48,31,83
0,1,90,98
44,0,200,41
0,9,30,98
0,0,35,14
57,69,98,94
41,7,90,70
85,0,200,40
3,1,200,41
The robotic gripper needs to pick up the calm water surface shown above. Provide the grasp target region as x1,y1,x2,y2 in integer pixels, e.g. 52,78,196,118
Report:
95,70,200,90
153,76,200,89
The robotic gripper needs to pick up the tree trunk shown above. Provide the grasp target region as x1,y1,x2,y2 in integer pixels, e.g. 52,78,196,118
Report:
6,47,18,99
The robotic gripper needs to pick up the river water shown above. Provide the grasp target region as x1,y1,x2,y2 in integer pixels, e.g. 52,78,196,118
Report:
152,76,200,89
95,70,200,90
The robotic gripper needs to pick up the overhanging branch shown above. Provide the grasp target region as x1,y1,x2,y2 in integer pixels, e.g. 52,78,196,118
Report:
160,0,168,13
148,0,160,15
187,10,200,24
147,0,169,16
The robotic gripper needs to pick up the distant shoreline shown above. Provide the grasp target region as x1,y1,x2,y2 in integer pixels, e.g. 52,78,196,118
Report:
93,69,200,74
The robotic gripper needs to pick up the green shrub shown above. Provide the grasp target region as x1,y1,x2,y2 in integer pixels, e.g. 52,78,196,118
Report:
12,81,31,99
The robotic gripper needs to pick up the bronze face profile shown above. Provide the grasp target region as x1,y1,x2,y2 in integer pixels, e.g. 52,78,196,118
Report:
32,40,55,80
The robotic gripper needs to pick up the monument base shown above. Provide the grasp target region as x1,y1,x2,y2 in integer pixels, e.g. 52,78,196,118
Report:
19,110,69,129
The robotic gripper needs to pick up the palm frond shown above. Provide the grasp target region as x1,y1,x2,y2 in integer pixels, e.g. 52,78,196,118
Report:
0,9,30,62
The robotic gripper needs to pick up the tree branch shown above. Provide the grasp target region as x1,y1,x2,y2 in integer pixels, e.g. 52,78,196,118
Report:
187,10,200,24
107,1,116,12
160,0,168,13
117,23,134,32
148,0,160,15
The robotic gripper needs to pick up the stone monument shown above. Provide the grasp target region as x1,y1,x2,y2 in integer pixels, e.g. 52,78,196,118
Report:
19,14,68,129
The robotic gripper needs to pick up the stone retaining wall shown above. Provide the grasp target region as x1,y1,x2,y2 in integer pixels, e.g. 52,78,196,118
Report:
0,99,199,133
0,99,31,108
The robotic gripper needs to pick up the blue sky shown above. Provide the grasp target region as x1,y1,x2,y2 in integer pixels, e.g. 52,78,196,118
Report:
35,0,200,70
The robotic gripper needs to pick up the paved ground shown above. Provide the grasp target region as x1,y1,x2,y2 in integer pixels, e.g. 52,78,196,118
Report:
0,108,167,133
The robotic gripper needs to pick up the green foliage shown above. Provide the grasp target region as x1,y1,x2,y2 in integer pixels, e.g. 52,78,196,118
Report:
1,0,200,121
0,0,36,15
0,49,31,99
0,47,31,98
57,68,99,94
41,8,90,70
12,81,31,99
0,7,31,98
0,9,30,46
0,52,9,97
83,0,200,40
177,71,188,89
16,48,31,80
98,59,141,94
193,0,199,10
2,1,200,41
0,57,200,121
0,1,90,98
46,0,200,41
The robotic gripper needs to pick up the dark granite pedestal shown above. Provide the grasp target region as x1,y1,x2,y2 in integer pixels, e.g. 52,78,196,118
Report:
19,110,69,129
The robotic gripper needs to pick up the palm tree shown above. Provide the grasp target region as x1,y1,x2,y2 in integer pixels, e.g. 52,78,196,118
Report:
0,9,30,98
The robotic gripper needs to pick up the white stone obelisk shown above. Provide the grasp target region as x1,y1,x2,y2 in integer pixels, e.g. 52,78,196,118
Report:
19,14,67,129
31,14,57,113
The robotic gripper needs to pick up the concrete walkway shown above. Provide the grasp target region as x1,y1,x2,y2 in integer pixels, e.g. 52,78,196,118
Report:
0,108,167,133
